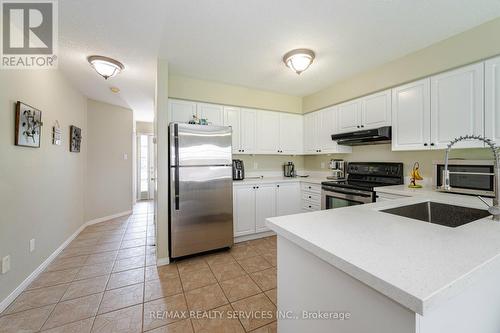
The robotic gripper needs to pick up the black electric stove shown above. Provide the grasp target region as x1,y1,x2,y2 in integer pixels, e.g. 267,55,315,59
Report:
321,162,404,209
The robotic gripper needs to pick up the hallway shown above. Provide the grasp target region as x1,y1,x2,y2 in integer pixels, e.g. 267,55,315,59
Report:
0,201,277,332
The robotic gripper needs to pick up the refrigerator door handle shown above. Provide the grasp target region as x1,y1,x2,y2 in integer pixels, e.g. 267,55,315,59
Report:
174,124,180,210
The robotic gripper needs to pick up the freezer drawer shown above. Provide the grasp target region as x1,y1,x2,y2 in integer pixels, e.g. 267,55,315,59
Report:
170,165,233,258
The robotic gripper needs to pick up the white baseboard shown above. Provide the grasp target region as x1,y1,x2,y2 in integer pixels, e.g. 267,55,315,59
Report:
85,210,132,226
0,209,132,314
235,231,276,243
156,257,170,266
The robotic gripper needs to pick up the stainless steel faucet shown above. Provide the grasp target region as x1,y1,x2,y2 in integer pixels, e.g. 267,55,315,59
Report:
442,135,500,221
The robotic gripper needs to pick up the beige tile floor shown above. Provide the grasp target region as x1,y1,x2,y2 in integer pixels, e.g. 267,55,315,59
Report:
0,201,278,333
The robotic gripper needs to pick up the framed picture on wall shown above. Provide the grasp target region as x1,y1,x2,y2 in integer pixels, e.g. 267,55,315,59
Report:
15,101,43,148
70,125,82,152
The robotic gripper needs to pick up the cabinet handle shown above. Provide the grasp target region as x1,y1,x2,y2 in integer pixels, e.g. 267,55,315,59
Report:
357,126,360,128
424,143,428,146
360,125,364,128
277,185,280,188
430,143,435,146
308,196,311,198
308,205,312,208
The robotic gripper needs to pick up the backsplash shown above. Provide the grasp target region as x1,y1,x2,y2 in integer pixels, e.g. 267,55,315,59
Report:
303,144,493,182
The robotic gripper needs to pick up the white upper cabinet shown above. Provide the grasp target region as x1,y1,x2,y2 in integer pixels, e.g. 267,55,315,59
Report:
276,182,302,216
168,99,197,123
303,112,319,154
303,108,352,154
338,100,362,133
430,63,484,149
279,113,303,154
197,103,224,126
240,109,257,154
256,111,281,154
485,56,500,144
361,90,392,130
223,106,241,153
255,184,277,233
391,78,431,151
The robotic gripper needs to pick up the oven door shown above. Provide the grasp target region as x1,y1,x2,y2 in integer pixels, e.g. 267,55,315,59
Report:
321,186,374,210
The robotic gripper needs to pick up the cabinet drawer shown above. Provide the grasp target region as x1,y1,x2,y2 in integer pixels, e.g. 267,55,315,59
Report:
302,192,320,203
301,183,321,194
302,201,320,211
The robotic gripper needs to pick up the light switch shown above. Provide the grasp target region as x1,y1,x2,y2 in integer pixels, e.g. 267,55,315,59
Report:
321,162,325,169
253,162,258,169
30,239,36,252
123,153,128,160
2,255,11,274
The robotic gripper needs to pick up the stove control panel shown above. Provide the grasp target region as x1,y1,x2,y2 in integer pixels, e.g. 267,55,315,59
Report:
347,162,403,177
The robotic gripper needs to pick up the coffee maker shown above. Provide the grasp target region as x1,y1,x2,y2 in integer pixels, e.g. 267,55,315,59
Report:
327,159,346,180
283,161,296,177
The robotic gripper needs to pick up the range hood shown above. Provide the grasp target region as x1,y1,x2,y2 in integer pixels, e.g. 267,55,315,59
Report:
331,126,391,146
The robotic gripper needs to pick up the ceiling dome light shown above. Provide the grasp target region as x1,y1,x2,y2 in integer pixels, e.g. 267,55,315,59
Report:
87,55,124,80
283,48,315,74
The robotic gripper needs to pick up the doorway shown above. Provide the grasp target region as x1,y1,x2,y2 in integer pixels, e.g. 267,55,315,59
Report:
137,134,155,200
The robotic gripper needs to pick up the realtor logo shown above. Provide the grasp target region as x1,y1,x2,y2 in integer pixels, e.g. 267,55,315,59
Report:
1,0,58,68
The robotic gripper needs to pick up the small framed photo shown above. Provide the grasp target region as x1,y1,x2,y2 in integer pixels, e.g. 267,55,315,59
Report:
70,125,82,152
15,101,43,148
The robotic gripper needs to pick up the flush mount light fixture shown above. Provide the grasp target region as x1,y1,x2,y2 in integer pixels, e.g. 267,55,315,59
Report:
87,55,124,80
283,48,315,74
110,87,120,94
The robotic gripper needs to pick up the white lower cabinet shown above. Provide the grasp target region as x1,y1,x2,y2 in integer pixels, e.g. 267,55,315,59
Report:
301,183,321,211
233,182,301,238
276,182,302,216
255,184,277,233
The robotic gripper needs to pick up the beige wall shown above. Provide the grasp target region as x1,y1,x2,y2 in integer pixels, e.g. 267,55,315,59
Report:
0,70,87,302
85,99,133,221
304,145,492,181
136,121,154,134
303,17,500,112
169,75,302,114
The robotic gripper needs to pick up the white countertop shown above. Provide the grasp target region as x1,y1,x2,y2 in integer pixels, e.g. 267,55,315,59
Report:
233,176,327,186
374,184,436,196
266,191,500,315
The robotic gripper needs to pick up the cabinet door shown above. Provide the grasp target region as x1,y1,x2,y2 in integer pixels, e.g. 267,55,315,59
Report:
303,112,318,154
276,182,302,216
233,186,256,237
430,63,484,149
391,79,431,151
255,185,277,233
168,99,197,123
485,56,500,144
197,103,224,126
318,107,338,153
256,111,280,154
240,109,257,154
223,106,241,153
361,90,391,129
279,113,303,154
338,100,362,133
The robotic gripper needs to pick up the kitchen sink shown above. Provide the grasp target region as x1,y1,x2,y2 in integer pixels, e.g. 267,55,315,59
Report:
380,201,491,228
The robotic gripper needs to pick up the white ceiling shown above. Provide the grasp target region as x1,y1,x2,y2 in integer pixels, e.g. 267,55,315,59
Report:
59,0,500,122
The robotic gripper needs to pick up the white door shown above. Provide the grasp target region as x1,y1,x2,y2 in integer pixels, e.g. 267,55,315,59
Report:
391,79,431,151
137,134,155,200
338,100,362,133
256,111,280,154
233,186,256,237
223,106,241,153
276,182,302,216
255,184,276,233
240,108,257,154
430,63,484,149
485,56,500,144
362,90,391,129
303,112,318,154
279,113,303,154
318,107,338,153
169,99,197,123
197,103,224,126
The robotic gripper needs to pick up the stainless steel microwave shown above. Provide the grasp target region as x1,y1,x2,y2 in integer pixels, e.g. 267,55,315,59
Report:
433,160,495,197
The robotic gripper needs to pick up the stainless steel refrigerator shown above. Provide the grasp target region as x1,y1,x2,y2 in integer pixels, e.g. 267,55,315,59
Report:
169,123,233,258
